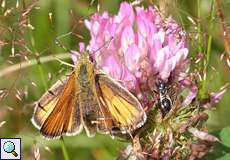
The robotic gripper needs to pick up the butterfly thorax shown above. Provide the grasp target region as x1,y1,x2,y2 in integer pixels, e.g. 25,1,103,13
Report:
75,55,95,90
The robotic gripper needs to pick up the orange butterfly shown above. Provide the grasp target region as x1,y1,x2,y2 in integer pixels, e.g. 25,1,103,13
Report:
31,52,146,139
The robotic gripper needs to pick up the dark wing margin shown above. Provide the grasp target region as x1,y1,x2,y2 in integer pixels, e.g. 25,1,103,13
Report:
95,73,146,135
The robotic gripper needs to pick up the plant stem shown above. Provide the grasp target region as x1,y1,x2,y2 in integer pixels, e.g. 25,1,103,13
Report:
60,137,70,160
197,0,203,54
200,0,215,98
215,0,230,56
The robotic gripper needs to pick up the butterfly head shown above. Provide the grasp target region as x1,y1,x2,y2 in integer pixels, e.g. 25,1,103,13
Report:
79,51,89,60
75,52,95,77
75,52,91,65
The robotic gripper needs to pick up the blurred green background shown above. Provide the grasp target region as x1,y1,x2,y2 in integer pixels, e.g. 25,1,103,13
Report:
0,0,230,159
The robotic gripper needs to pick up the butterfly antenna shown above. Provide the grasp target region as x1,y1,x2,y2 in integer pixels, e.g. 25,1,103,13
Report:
54,56,75,68
77,2,113,60
93,36,114,54
54,32,73,53
88,0,96,11
54,33,75,68
92,36,114,59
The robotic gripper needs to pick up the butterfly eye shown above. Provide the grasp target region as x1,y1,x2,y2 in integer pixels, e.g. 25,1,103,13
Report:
89,54,94,62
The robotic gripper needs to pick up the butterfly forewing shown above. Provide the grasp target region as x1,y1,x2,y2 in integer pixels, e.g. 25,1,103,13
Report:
95,73,146,134
32,73,82,138
32,76,68,128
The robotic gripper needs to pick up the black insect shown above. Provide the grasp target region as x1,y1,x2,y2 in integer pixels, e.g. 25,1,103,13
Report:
156,80,173,116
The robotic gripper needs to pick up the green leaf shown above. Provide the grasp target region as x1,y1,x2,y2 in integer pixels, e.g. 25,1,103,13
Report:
203,127,230,160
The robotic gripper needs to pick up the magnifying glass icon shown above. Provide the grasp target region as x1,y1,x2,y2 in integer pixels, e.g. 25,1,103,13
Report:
3,141,18,157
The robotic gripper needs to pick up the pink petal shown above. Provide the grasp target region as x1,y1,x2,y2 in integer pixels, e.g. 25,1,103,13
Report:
121,26,135,52
84,20,91,30
155,30,165,44
202,84,228,109
124,44,141,72
188,128,219,142
79,42,85,52
115,2,134,24
175,48,189,64
159,58,177,80
70,50,80,65
101,54,121,79
180,79,198,106
149,37,162,64
210,85,227,104
101,54,137,90
154,47,167,70
137,17,148,38
92,21,100,36
122,67,138,90
147,23,157,46
137,32,148,58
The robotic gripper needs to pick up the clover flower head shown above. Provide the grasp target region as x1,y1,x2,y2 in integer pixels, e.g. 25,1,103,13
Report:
84,2,188,92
